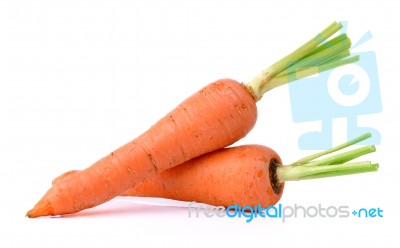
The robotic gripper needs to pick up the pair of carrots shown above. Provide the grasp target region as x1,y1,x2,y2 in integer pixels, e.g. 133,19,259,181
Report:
27,22,378,218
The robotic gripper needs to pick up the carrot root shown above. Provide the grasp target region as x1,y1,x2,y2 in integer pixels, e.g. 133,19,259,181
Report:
27,79,257,217
53,145,284,208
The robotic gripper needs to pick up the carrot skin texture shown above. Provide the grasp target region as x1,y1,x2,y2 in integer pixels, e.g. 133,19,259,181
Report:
123,145,284,207
27,79,257,217
54,145,284,208
51,170,79,186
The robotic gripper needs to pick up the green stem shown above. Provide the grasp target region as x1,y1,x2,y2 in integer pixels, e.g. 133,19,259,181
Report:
316,49,350,65
278,162,379,181
275,132,379,183
291,132,371,166
262,55,359,92
266,22,342,78
245,21,359,101
305,33,349,57
303,145,375,166
274,34,351,77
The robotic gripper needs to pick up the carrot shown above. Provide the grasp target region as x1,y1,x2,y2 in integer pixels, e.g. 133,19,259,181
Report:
52,145,283,207
53,133,378,208
27,21,358,217
27,79,257,217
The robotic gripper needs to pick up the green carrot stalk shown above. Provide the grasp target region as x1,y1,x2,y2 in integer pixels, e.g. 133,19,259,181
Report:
276,132,379,183
245,21,359,100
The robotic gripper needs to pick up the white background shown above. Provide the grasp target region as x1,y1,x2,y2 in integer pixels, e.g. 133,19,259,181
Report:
1,0,399,247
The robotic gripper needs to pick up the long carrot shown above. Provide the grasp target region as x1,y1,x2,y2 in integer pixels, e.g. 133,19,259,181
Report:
27,21,358,217
53,133,378,208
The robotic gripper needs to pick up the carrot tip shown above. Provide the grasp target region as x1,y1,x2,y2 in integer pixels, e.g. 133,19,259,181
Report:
26,209,39,218
26,198,54,218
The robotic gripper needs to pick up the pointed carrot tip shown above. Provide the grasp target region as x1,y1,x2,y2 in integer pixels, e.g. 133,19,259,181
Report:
26,198,54,218
26,207,44,218
26,207,43,218
26,209,37,218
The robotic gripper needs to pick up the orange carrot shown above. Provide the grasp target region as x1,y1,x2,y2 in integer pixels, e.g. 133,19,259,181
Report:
53,145,283,207
27,22,358,217
52,170,80,185
27,79,256,217
53,133,378,208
